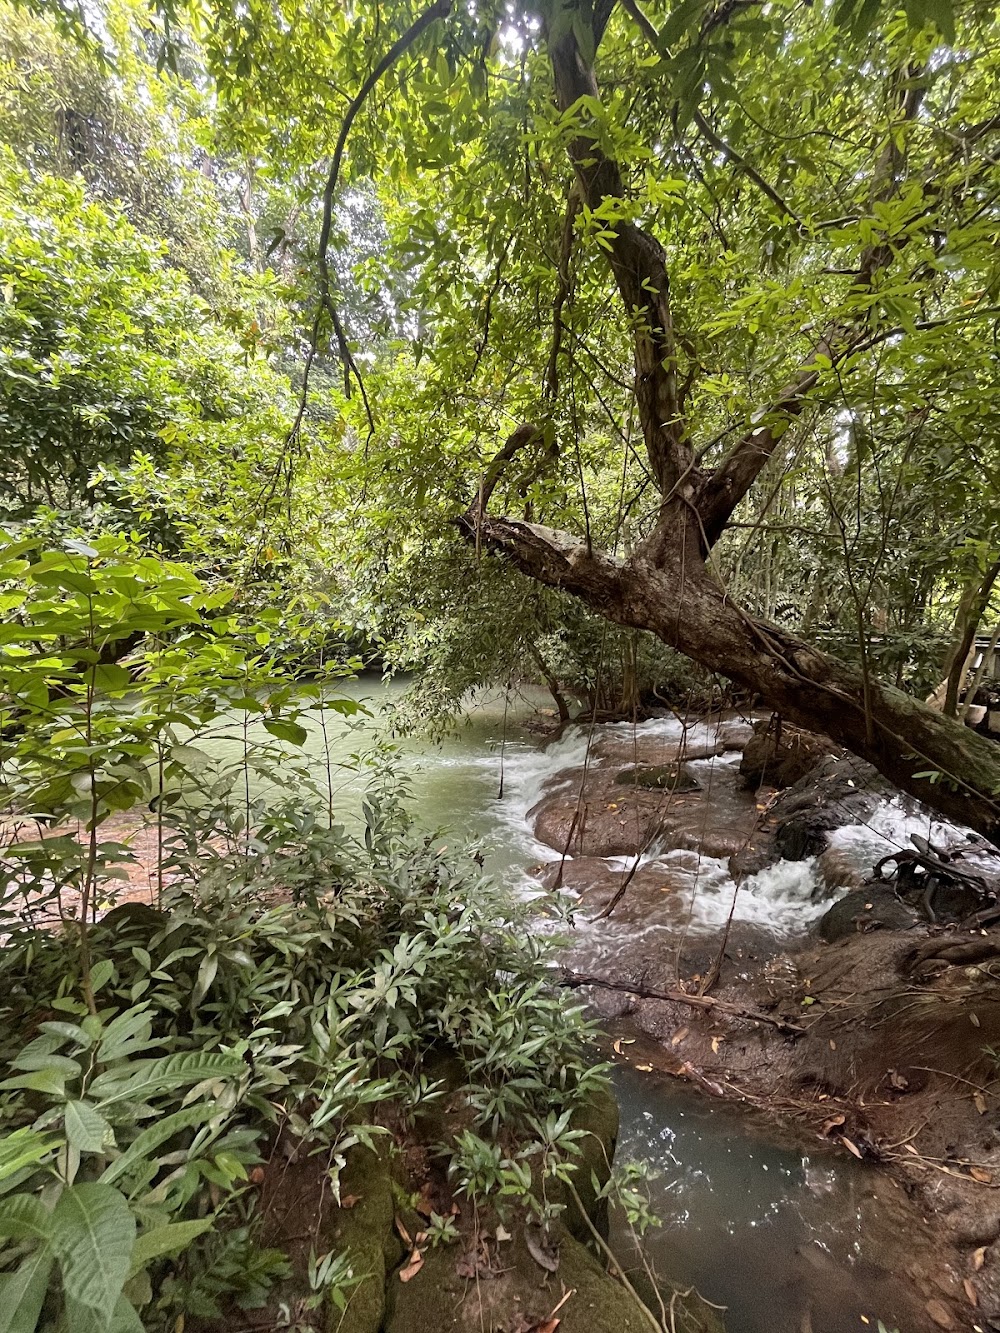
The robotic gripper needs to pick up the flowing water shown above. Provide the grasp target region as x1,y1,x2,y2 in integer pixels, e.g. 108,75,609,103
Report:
210,675,960,1332
611,1062,928,1333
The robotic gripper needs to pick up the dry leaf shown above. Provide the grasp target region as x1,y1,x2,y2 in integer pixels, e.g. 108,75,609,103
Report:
964,1279,979,1307
340,1193,361,1210
925,1298,954,1329
635,1062,653,1072
394,1216,413,1247
821,1114,846,1136
711,1036,723,1054
971,1013,981,1028
969,1167,993,1184
495,1224,512,1242
904,1142,920,1155
888,1070,909,1092
840,1136,863,1159
525,1228,560,1273
249,1166,265,1186
399,1248,424,1282
670,1027,689,1047
973,1247,987,1271
974,1093,988,1115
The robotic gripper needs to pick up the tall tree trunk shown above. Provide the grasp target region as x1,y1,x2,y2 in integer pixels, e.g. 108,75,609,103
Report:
941,562,1000,717
459,509,1000,842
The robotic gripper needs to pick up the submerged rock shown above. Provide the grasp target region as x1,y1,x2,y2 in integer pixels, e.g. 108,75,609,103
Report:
817,847,866,894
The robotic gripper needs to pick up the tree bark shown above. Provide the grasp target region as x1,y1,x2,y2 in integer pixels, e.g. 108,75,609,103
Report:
457,510,1000,843
941,562,1000,717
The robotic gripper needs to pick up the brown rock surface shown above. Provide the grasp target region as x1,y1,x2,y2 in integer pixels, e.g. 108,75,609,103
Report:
740,718,840,789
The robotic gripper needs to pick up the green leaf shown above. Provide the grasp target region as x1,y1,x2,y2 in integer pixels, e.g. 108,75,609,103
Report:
98,1006,153,1062
0,1130,56,1183
127,1218,214,1278
11,1053,82,1076
51,1183,135,1322
89,960,116,995
90,1051,245,1107
66,1291,147,1333
93,664,132,694
0,1194,53,1242
0,1069,68,1096
0,1245,55,1333
99,1104,219,1186
262,718,309,746
191,952,218,1008
65,1102,112,1155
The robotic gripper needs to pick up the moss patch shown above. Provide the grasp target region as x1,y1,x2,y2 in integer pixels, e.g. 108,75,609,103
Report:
614,764,700,792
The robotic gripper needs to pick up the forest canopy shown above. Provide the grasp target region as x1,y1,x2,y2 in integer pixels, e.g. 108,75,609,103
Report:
4,1,1000,1329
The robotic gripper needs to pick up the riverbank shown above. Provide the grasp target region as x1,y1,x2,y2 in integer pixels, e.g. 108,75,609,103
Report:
525,712,1000,1333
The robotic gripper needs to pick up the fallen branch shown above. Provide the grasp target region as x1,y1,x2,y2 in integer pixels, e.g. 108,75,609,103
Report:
556,969,804,1035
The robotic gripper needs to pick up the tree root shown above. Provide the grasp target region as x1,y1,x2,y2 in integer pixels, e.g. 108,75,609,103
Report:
556,968,804,1035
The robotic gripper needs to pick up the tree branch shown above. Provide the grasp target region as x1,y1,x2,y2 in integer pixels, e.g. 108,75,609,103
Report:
557,969,805,1035
316,0,452,424
547,25,691,494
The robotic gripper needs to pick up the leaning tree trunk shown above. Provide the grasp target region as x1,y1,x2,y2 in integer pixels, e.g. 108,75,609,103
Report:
455,6,1000,847
459,509,1000,842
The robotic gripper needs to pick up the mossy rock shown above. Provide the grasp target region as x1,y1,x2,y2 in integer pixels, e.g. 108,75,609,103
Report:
385,1225,649,1333
323,1143,402,1333
385,1223,725,1333
561,1086,620,1244
614,764,700,792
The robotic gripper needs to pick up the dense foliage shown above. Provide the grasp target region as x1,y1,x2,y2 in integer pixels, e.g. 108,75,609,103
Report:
2,0,1000,1323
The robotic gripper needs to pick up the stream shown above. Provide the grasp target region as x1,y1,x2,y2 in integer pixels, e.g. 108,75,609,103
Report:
211,675,948,1332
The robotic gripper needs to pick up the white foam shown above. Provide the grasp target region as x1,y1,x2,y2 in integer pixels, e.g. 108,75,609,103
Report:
484,721,832,939
828,795,979,875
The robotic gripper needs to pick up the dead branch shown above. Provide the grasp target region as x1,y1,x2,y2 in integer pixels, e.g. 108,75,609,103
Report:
556,968,804,1034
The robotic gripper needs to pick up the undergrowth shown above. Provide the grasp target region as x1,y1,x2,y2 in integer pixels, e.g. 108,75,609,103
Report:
0,801,609,1331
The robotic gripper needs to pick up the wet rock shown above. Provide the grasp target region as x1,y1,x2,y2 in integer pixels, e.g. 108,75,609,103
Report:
818,886,922,941
769,754,890,860
740,719,840,790
818,847,866,894
592,734,722,765
530,791,664,858
614,762,700,791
